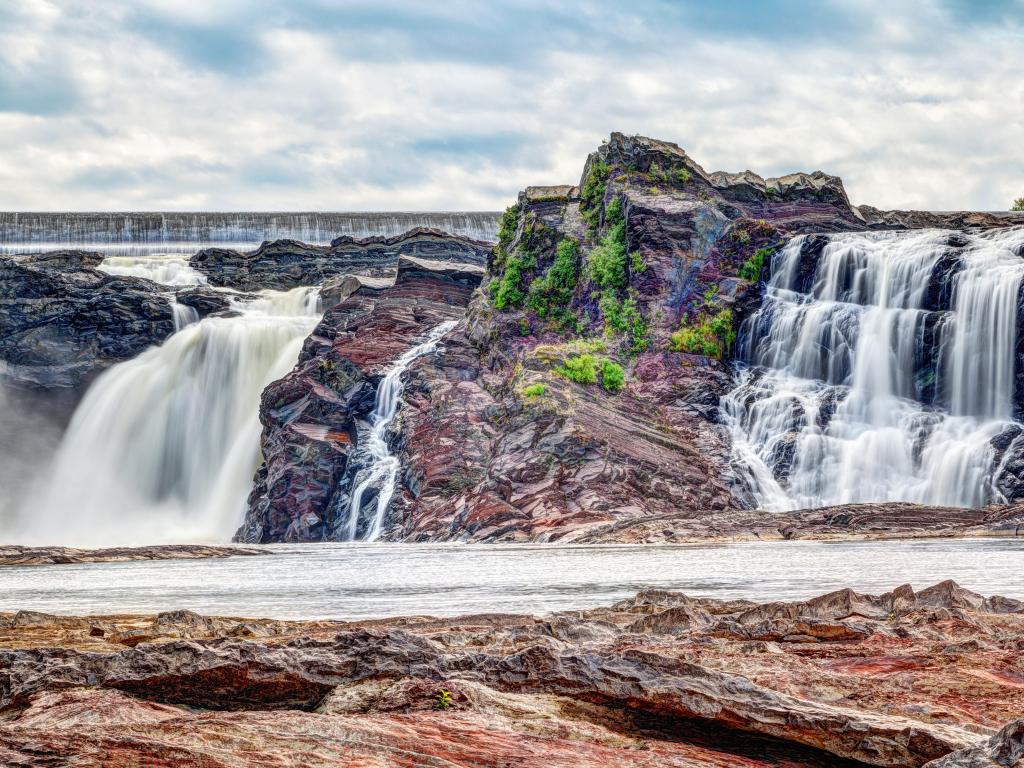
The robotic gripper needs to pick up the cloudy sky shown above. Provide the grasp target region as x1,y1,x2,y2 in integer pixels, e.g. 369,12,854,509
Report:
0,0,1021,211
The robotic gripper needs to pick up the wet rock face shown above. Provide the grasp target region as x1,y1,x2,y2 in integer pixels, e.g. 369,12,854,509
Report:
190,227,492,291
0,581,1020,767
0,250,175,388
236,257,483,543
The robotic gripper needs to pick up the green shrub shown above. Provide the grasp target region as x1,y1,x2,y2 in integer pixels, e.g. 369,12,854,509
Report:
674,167,691,184
522,383,546,398
670,309,736,359
600,359,625,393
581,159,611,234
738,246,775,282
648,163,668,184
1013,197,1024,212
630,250,646,274
527,236,579,317
435,689,454,710
588,199,627,291
498,204,520,249
735,229,752,245
493,249,537,311
555,353,598,385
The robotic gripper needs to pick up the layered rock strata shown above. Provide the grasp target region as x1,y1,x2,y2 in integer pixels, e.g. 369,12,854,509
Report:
236,256,484,542
0,581,1021,767
0,250,175,388
190,226,492,291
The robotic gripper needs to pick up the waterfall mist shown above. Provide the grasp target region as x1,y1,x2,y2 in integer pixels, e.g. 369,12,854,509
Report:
11,288,321,547
724,227,1024,510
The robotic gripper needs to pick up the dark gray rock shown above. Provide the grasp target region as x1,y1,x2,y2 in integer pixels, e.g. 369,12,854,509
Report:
0,251,174,388
191,227,492,292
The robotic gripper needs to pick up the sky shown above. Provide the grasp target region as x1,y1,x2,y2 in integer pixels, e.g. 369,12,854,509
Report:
0,0,1022,212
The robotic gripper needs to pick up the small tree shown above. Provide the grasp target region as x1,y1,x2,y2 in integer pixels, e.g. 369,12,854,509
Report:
1012,197,1024,212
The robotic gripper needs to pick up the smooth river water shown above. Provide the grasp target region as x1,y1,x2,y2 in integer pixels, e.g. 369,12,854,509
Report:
1,539,1021,620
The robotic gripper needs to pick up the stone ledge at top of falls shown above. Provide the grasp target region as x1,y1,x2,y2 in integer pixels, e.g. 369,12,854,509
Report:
0,581,1021,767
0,250,176,389
189,226,493,292
236,255,484,544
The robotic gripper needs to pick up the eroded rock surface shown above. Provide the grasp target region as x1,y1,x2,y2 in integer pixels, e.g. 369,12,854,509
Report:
236,256,484,542
0,581,1020,767
0,544,269,567
191,227,492,291
0,250,175,388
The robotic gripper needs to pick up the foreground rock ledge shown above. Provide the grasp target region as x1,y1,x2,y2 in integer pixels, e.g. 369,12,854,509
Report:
0,580,1021,767
0,544,269,567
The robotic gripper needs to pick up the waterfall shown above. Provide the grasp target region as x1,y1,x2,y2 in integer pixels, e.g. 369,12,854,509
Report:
99,253,208,286
13,287,321,546
345,320,458,541
0,211,501,254
724,227,1024,510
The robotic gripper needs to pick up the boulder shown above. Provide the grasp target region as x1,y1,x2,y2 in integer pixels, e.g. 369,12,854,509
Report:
0,251,174,388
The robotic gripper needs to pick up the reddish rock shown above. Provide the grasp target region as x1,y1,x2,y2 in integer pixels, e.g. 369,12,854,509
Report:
0,582,1020,767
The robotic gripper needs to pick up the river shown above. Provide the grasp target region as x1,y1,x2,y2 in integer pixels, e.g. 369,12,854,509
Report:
0,538,1020,619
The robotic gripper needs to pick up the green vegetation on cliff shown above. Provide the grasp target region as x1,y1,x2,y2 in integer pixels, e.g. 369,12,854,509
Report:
555,352,625,393
587,197,650,353
580,159,611,234
526,236,580,325
738,246,776,282
1013,197,1024,212
670,309,736,359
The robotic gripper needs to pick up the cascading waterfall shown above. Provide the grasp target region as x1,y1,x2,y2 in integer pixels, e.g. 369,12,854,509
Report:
14,287,321,546
100,253,208,286
724,226,1024,511
345,320,458,541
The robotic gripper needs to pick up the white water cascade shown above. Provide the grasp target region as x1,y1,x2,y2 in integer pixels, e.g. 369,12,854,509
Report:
14,288,321,546
724,227,1024,511
99,252,208,286
345,320,458,541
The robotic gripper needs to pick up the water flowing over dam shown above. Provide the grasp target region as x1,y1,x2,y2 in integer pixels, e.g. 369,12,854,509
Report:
0,211,500,255
724,227,1024,511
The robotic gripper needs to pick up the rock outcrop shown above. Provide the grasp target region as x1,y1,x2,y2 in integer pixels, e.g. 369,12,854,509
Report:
236,256,484,542
190,227,492,291
0,250,175,388
0,581,1020,767
0,544,268,567
923,719,1024,767
240,133,1024,543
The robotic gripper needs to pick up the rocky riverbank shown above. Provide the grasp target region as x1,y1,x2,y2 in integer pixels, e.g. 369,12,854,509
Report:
0,544,268,567
0,580,1020,767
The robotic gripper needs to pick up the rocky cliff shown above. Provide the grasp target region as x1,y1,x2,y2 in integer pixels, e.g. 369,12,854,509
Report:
239,133,1024,543
236,256,484,542
191,226,492,291
0,250,176,389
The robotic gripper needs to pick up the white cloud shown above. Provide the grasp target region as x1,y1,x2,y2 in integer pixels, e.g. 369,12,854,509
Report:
0,0,1020,211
